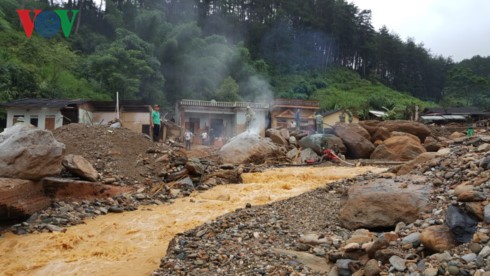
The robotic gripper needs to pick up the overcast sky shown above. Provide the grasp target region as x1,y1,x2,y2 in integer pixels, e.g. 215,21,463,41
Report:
349,0,490,61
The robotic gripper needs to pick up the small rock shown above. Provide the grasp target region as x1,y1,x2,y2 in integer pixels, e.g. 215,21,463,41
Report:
469,243,482,254
402,232,421,247
389,255,406,271
423,267,438,276
461,253,477,263
108,206,124,213
479,246,490,258
447,265,459,275
364,259,381,276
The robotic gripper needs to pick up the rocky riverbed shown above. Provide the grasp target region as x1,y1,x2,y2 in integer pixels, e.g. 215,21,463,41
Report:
154,135,490,276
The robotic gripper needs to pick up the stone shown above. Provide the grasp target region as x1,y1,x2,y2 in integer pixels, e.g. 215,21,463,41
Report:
346,229,375,244
478,246,490,258
364,259,381,276
391,131,421,143
469,243,482,254
299,134,346,156
423,267,438,276
0,124,65,180
485,204,490,223
339,177,431,229
397,152,437,176
372,126,390,142
334,123,375,159
219,132,280,164
266,128,288,146
370,136,426,161
420,225,458,252
287,148,300,160
173,177,194,190
449,131,465,140
62,154,99,182
447,265,459,275
279,128,290,140
480,156,490,170
402,232,421,247
477,143,490,152
424,136,442,152
185,159,205,176
389,255,406,271
377,120,431,142
454,186,486,202
461,253,477,263
446,205,478,243
300,148,320,163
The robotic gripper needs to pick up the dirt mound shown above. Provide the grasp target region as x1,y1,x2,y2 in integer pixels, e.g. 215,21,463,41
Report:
53,124,156,185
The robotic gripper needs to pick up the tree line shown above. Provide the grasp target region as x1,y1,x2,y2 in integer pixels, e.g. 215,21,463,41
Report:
0,0,489,111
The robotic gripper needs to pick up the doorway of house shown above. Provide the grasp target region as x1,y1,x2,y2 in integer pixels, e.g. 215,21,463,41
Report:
211,118,223,137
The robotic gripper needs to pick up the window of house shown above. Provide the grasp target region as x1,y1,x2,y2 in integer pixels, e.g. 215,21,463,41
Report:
13,115,24,124
30,115,39,127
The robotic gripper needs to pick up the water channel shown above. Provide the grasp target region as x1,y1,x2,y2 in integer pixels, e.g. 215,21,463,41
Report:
0,166,385,276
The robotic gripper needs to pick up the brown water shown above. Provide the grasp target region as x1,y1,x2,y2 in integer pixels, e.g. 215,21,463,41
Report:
0,166,385,276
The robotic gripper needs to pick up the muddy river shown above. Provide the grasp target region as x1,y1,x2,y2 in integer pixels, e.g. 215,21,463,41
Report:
0,166,385,276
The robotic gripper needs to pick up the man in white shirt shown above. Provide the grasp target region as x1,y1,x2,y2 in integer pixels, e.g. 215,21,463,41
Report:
184,129,193,150
201,131,208,145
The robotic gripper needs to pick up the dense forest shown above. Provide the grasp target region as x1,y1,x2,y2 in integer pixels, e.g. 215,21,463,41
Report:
1,0,489,117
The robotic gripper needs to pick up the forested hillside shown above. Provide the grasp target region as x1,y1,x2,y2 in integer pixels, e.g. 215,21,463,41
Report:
1,0,489,115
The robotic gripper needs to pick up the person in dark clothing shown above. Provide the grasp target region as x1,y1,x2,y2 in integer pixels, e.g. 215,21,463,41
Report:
151,105,161,142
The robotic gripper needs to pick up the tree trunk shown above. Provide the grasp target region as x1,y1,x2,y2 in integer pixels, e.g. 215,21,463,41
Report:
75,0,84,34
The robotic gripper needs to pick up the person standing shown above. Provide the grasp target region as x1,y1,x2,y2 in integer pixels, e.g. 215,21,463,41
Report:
184,129,193,150
245,106,256,132
315,112,323,134
151,104,161,142
201,130,208,145
295,109,301,131
209,128,215,147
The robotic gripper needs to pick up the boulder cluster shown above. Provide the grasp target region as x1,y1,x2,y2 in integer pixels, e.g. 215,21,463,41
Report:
155,130,490,276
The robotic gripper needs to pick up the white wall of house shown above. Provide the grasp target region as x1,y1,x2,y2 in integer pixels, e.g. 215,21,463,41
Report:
91,112,117,125
121,112,150,133
78,107,94,124
6,107,63,130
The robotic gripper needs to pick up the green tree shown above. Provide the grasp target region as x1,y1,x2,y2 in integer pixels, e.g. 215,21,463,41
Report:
214,76,240,102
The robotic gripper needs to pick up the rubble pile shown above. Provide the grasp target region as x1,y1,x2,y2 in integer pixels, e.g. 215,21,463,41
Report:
154,132,490,276
3,123,250,234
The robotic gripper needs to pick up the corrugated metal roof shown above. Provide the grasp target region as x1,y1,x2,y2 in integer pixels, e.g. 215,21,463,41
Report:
420,115,466,121
0,98,88,108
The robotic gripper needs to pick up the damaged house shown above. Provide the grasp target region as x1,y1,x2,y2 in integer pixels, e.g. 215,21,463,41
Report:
0,99,152,134
176,99,269,144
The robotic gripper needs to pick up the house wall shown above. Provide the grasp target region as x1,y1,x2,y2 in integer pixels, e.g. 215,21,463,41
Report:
180,108,268,140
78,104,94,125
6,108,63,130
91,112,116,126
323,112,359,128
120,112,151,133
271,108,315,130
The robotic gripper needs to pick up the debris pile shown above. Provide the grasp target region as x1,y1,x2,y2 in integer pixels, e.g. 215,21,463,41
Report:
154,132,490,275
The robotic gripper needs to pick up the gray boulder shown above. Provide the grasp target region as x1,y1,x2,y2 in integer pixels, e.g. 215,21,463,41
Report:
299,134,346,156
0,124,65,180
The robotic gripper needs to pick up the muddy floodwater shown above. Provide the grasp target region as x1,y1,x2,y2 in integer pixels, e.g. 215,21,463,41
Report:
0,166,385,276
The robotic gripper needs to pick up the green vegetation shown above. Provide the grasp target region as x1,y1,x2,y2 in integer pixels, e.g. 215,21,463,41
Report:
0,0,489,117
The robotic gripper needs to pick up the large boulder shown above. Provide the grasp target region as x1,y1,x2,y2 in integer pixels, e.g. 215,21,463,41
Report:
62,154,99,182
0,178,51,220
334,123,375,159
299,134,346,156
266,128,288,146
396,152,438,175
420,225,458,252
339,176,431,229
370,136,426,161
372,126,391,142
219,132,281,164
0,124,65,180
378,121,431,142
